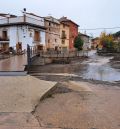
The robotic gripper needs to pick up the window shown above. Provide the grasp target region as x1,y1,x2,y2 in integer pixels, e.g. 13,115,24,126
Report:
62,39,65,44
2,30,8,40
34,30,40,42
49,22,51,26
63,24,65,28
48,39,50,43
61,30,66,39
55,39,57,43
49,28,51,31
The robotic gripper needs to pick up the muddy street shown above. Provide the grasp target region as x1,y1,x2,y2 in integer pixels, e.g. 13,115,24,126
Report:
34,81,120,129
30,51,120,83
30,51,120,129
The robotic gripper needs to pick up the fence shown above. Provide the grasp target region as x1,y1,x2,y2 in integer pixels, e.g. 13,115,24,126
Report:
28,46,88,58
27,44,89,67
0,50,11,60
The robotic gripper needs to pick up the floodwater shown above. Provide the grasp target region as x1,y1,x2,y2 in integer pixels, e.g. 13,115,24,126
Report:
30,50,120,82
79,51,120,82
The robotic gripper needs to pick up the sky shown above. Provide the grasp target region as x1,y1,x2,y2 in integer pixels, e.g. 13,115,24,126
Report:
1,0,120,37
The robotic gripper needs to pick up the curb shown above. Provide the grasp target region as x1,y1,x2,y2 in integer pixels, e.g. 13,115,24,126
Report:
40,82,58,101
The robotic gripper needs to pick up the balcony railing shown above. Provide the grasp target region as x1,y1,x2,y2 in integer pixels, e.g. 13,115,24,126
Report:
0,16,44,26
61,33,67,39
0,37,9,41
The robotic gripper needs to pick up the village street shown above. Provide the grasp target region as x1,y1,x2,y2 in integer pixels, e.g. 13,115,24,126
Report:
31,51,120,129
0,0,120,129
0,79,120,129
34,81,120,129
0,51,120,129
30,51,120,83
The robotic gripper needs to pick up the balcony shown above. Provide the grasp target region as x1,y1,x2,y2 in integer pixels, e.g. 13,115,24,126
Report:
0,37,9,41
0,37,10,51
0,16,44,27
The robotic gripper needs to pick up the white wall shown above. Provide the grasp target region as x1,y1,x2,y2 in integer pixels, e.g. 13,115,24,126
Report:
9,27,17,48
81,36,90,50
0,25,45,50
40,31,45,45
0,16,45,27
9,26,29,50
26,14,44,26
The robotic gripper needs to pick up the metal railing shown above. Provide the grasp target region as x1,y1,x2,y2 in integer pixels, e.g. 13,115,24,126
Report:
26,44,89,71
27,45,88,59
0,16,44,26
0,50,10,60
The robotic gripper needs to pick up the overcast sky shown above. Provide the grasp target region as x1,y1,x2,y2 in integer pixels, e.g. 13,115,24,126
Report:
1,0,120,37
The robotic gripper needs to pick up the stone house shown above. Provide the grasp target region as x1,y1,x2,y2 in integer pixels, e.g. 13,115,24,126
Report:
59,17,79,50
59,21,70,51
79,33,91,50
0,12,46,52
44,16,61,51
91,37,100,49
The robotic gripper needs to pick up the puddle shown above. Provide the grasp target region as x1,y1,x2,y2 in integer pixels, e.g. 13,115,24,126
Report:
79,52,120,82
30,50,120,83
82,64,120,82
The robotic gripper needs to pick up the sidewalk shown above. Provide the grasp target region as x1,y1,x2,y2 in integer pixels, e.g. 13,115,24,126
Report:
0,55,27,72
0,75,57,129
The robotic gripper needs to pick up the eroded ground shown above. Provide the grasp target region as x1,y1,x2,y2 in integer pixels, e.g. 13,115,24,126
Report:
0,51,120,129
34,81,120,129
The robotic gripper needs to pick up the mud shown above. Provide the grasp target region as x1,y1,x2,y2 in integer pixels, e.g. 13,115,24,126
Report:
32,51,120,129
29,51,120,83
35,75,120,86
110,55,120,69
34,81,120,129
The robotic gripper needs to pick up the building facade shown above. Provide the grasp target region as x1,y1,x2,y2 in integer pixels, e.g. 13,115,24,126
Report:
0,12,46,52
44,16,60,51
59,17,79,50
91,37,100,49
80,33,91,50
60,22,69,51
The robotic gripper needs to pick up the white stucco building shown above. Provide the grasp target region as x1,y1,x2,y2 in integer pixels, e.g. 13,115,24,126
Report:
80,33,91,50
0,12,46,52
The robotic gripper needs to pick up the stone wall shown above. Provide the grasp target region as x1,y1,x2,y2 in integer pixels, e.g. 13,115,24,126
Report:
31,56,52,66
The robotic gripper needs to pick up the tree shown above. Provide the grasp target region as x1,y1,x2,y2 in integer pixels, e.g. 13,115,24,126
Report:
74,34,84,51
100,32,114,51
113,31,120,38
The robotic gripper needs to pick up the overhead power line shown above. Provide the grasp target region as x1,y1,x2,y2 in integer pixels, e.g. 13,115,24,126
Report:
80,26,120,31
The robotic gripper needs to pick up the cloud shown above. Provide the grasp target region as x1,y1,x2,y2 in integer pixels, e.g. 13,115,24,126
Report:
0,0,120,36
